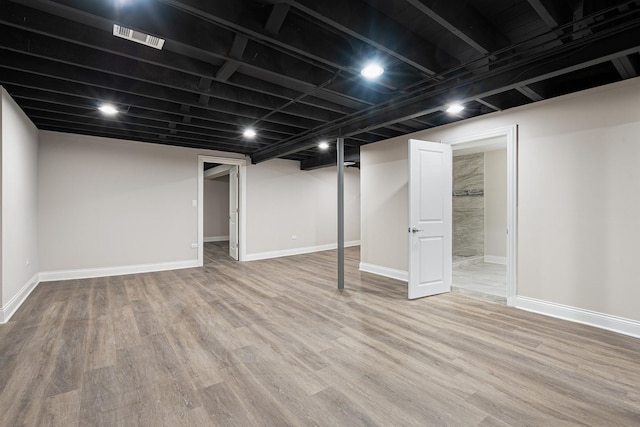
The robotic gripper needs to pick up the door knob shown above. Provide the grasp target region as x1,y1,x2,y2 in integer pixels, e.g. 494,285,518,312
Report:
410,227,423,233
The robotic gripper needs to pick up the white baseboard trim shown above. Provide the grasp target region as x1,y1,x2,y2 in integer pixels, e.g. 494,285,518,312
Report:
359,262,408,282
245,241,360,261
484,255,507,265
515,296,640,339
1,273,40,323
204,236,229,243
39,259,200,282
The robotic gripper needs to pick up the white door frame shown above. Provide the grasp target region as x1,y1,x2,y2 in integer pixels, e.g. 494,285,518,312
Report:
441,125,518,306
198,155,248,264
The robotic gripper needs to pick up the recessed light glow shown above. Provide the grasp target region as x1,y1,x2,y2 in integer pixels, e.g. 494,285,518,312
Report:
360,63,384,79
243,128,256,138
319,141,330,150
446,104,465,113
98,104,118,115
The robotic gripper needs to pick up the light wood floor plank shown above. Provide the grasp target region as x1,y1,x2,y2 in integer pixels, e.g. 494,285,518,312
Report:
1,242,639,426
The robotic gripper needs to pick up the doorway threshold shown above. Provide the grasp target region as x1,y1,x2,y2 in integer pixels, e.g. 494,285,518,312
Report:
451,286,506,305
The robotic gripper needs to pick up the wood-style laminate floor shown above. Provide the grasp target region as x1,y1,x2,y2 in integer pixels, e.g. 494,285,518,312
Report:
1,242,639,426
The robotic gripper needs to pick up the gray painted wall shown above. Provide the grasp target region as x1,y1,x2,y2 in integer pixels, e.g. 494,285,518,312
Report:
1,87,39,310
204,176,230,240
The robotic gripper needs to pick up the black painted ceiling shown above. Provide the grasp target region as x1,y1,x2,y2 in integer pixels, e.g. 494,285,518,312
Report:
1,0,639,169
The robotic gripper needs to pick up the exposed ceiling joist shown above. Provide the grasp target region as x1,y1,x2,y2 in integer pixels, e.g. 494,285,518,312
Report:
258,0,459,75
251,23,640,163
1,71,299,138
475,98,502,112
1,0,638,168
301,147,360,170
404,0,509,55
611,55,638,79
515,86,545,102
526,0,573,29
154,0,369,79
7,0,380,108
265,3,291,35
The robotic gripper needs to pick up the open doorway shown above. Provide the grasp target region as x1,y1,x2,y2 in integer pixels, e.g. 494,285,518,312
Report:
197,155,247,266
442,125,517,305
203,163,233,265
451,140,507,303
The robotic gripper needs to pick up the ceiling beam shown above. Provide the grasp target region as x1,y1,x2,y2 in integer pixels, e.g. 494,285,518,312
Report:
0,72,302,136
18,100,275,145
215,34,248,83
7,90,284,148
34,119,255,152
264,0,459,75
0,3,361,116
250,23,640,163
0,38,341,128
25,110,266,151
520,1,576,100
611,55,638,79
301,147,360,170
193,33,249,127
265,3,291,35
404,0,550,112
155,0,356,71
0,27,349,125
403,0,509,55
215,62,240,82
152,0,402,96
475,98,502,112
7,0,381,108
544,0,640,83
2,75,392,146
515,86,545,102
158,0,400,97
526,0,573,29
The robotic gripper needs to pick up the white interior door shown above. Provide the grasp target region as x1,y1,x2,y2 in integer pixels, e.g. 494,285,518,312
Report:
229,166,239,260
408,139,452,299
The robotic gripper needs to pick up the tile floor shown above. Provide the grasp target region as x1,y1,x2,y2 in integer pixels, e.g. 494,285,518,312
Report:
452,257,507,304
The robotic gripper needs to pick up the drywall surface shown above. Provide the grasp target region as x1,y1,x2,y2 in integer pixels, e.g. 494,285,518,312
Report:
1,88,39,309
245,159,360,257
484,149,507,259
360,140,407,274
38,131,242,272
204,176,230,240
361,77,640,321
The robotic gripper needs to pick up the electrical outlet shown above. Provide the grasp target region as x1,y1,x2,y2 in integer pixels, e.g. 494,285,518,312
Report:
191,243,198,249
291,235,297,240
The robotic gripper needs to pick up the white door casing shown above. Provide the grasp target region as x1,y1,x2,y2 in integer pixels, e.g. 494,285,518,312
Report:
441,124,518,305
229,165,239,260
198,155,246,266
408,139,452,299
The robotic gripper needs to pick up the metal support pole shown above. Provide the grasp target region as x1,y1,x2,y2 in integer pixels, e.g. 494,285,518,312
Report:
337,137,345,290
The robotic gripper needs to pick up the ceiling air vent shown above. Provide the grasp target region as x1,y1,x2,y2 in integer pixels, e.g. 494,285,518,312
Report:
113,24,165,50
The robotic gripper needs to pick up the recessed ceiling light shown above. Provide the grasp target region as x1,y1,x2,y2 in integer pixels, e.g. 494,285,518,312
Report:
360,63,384,80
243,128,256,138
446,104,465,113
319,141,330,150
98,104,118,115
